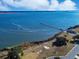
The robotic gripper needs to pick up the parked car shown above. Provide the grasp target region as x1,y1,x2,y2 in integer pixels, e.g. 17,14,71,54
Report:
74,54,79,59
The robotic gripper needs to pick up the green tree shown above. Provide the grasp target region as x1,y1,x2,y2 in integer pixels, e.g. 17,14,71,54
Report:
7,48,20,59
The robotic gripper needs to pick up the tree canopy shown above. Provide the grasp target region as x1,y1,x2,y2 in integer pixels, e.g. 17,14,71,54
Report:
52,37,67,47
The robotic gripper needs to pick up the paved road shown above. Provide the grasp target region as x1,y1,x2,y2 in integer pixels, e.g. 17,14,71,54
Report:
62,45,79,59
47,45,79,59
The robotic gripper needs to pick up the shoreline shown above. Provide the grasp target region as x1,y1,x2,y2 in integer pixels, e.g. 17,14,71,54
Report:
1,25,79,50
0,32,62,51
0,25,79,59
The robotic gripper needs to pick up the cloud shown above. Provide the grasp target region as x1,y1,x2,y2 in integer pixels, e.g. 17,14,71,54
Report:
58,0,77,11
0,1,10,11
49,0,77,11
48,0,59,11
0,0,77,11
2,0,49,10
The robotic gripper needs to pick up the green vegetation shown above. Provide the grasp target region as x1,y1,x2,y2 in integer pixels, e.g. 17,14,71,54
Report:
5,48,21,59
14,46,24,56
52,37,67,47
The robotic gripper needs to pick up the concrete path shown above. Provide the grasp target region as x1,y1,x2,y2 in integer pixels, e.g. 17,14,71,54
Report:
47,45,79,59
61,45,79,59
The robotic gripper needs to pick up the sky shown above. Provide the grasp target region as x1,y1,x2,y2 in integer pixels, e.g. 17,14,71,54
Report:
0,0,78,11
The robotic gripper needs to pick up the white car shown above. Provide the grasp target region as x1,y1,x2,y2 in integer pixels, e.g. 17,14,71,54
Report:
74,54,79,59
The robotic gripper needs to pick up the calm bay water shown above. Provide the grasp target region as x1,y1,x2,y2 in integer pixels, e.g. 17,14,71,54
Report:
0,11,79,48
